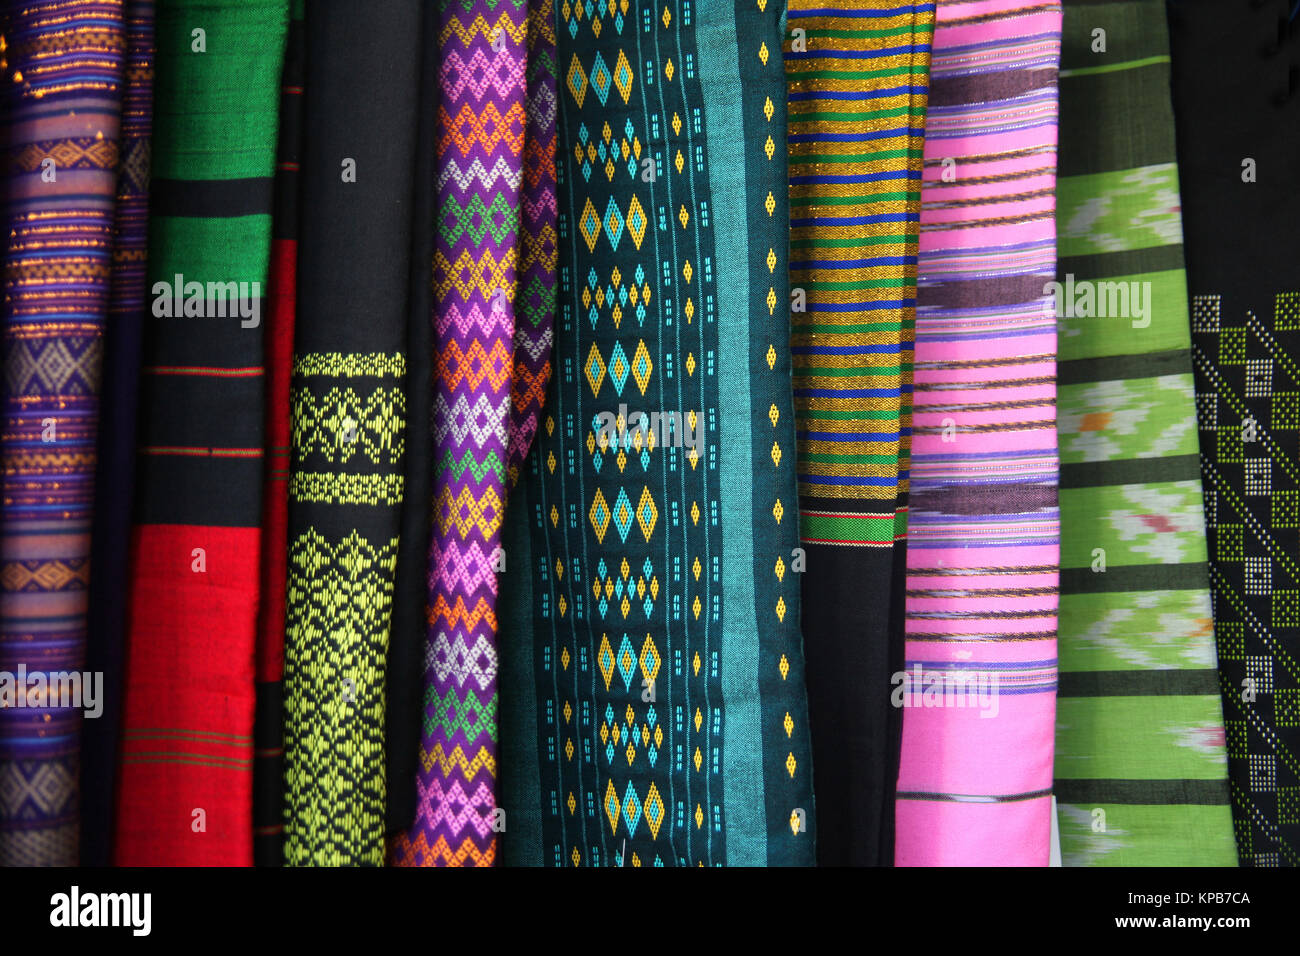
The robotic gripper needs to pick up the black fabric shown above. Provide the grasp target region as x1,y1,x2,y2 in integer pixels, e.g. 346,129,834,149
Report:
1169,0,1300,868
384,1,439,835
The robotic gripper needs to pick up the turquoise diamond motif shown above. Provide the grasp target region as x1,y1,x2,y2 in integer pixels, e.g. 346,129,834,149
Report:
604,196,624,249
612,487,633,542
579,201,600,244
617,633,637,690
590,51,612,106
609,341,629,395
622,783,642,834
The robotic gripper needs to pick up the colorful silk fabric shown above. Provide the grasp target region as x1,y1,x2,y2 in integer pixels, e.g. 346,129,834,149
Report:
1171,0,1300,867
81,0,154,868
113,0,287,866
1052,0,1234,866
1,0,125,866
388,0,536,868
499,0,816,867
282,0,420,866
784,0,933,867
894,0,1061,866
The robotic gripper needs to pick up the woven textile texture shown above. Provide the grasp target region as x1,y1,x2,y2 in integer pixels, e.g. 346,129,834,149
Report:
894,0,1062,867
1170,0,1300,867
784,0,933,866
499,0,817,867
1,0,125,867
1051,0,1235,867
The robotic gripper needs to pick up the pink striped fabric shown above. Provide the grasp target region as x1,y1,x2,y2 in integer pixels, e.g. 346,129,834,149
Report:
894,0,1062,866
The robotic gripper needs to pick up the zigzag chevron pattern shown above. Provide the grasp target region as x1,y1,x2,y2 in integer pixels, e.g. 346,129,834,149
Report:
392,0,555,867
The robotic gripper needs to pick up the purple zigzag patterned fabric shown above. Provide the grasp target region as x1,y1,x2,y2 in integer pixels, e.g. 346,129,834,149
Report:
392,0,555,867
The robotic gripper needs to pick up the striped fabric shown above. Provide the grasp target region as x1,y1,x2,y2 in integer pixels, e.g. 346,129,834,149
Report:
81,0,155,868
894,0,1061,866
114,0,287,866
253,0,305,866
1,0,125,866
1051,0,1235,866
784,0,934,866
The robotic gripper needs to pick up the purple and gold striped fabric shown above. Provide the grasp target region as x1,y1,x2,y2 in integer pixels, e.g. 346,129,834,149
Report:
1,0,126,866
895,0,1062,866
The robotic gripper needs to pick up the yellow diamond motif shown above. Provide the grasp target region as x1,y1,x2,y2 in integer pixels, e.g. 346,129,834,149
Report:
679,204,689,228
605,157,615,180
626,742,636,765
654,725,663,748
776,596,786,621
572,846,581,866
592,579,601,598
640,633,662,681
692,595,701,619
627,194,647,249
665,58,674,81
785,753,797,778
556,558,565,579
674,150,684,174
561,645,570,669
643,282,651,304
584,344,606,397
604,779,620,833
766,344,776,369
765,191,775,216
685,352,696,376
775,556,785,582
602,122,612,143
690,501,700,525
597,633,615,690
610,265,621,286
546,415,555,436
758,0,766,9
692,556,701,581
566,53,588,107
645,784,665,839
581,287,591,308
759,42,769,65
629,284,639,306
789,810,800,835
662,5,671,27
558,595,567,616
620,595,630,617
641,724,650,746
616,448,626,472
550,504,559,527
548,449,557,473
612,304,623,327
568,791,576,814
784,712,794,738
672,112,682,135
773,498,784,523
694,708,703,732
650,576,659,598
771,442,782,467
589,488,611,543
578,196,600,252
636,485,658,540
779,653,790,680
632,852,641,867
613,48,633,103
692,650,701,676
565,738,574,760
766,287,777,315
764,135,774,160
684,298,694,322
683,260,693,284
695,804,704,828
592,16,601,37
769,403,779,426
766,248,776,272
621,139,630,160
764,96,774,121
694,747,702,772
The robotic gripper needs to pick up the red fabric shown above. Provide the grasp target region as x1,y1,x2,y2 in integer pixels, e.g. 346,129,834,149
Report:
114,524,260,866
256,237,297,683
